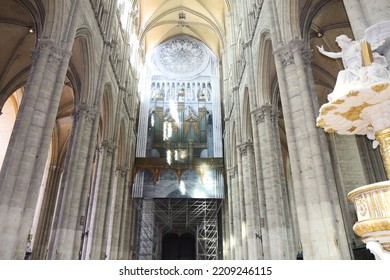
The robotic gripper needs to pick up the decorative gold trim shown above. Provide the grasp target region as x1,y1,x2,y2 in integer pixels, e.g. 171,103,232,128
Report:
348,181,390,198
371,83,389,93
320,106,337,116
353,217,390,236
348,126,357,133
332,99,345,104
356,197,367,216
334,102,371,121
325,128,336,133
316,119,326,128
375,127,390,179
347,90,359,97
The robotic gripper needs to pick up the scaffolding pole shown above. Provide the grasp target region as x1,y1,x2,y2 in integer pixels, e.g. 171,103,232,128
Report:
134,198,221,260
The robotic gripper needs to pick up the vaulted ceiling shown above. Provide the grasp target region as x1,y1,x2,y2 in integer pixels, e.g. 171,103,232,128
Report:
0,0,38,104
302,0,353,106
137,0,229,57
0,0,354,109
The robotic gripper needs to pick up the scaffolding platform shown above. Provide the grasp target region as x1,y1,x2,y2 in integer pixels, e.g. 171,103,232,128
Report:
134,198,221,260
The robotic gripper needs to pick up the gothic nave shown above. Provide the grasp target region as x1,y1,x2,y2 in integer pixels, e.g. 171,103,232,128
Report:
0,0,390,260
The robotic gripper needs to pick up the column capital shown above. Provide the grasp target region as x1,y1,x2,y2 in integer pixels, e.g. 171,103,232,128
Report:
273,39,312,68
227,165,238,179
74,104,98,123
101,140,117,156
32,39,72,66
251,104,278,124
238,141,254,157
302,47,313,64
116,166,129,177
290,39,312,65
273,44,294,67
243,39,253,49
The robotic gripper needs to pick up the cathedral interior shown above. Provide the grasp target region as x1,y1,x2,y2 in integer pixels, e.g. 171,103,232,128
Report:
0,0,390,260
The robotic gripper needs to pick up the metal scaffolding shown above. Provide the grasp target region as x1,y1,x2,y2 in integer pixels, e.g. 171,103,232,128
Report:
134,198,221,260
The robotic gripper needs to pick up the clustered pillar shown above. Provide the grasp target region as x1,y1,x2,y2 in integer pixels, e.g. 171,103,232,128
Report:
273,39,350,259
0,39,74,259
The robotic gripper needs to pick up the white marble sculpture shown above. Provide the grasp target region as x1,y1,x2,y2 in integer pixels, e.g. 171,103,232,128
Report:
318,22,390,261
316,32,390,141
317,35,390,102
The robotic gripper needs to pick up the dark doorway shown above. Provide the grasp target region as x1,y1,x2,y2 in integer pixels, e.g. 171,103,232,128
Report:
162,232,196,260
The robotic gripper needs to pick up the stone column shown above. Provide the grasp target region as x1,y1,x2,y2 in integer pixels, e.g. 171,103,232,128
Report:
342,0,369,39
32,165,64,259
273,39,350,259
225,205,231,259
221,201,227,259
226,167,236,259
253,105,293,259
88,140,116,259
117,184,133,260
127,197,137,260
118,148,135,260
360,0,390,29
48,104,99,260
228,166,242,259
0,39,75,259
249,112,266,259
103,152,121,260
101,142,119,259
109,166,128,259
236,153,248,259
343,0,390,63
238,142,261,259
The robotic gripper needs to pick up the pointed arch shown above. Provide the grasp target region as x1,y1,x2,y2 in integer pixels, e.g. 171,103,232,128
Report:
117,119,127,166
279,0,301,42
42,0,79,44
241,87,253,141
71,28,96,104
99,84,114,141
256,31,275,105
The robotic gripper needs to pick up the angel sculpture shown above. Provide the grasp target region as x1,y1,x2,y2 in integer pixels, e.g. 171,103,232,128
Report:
317,34,389,101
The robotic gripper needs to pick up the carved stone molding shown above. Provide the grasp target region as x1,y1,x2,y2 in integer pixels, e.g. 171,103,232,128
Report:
274,46,294,67
238,141,254,157
270,108,279,123
243,39,253,49
116,166,129,177
291,39,312,65
302,48,313,65
227,166,238,179
290,39,304,54
74,104,98,123
32,39,72,66
101,140,117,156
252,104,278,124
274,39,312,68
